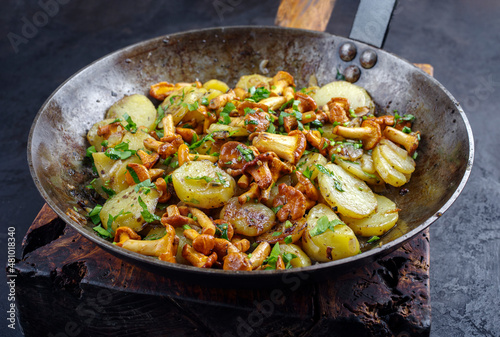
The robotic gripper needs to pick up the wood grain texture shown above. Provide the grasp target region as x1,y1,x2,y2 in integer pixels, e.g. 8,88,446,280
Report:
275,0,336,31
14,206,430,336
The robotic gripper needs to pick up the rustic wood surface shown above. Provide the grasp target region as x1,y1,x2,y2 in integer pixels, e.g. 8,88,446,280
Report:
275,0,337,32
14,205,430,337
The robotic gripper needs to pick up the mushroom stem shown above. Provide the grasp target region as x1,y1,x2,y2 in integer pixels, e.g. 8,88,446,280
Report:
251,131,306,164
383,126,419,155
249,242,271,270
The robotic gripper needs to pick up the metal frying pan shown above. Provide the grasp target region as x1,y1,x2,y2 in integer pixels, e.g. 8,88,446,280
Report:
28,8,473,286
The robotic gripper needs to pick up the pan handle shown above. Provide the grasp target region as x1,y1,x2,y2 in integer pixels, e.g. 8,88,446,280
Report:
349,0,396,48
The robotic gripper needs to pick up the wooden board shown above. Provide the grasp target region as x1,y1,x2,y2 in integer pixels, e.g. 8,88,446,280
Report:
14,204,430,337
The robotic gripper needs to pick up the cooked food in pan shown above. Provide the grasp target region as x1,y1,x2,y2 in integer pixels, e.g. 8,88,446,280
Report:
84,71,420,271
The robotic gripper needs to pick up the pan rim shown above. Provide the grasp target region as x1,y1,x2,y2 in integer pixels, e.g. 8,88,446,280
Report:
27,25,474,278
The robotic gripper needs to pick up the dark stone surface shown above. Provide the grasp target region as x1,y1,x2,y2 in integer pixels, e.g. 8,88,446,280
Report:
0,0,498,336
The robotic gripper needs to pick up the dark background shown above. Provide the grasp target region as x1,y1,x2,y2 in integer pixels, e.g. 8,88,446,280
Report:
1,0,499,336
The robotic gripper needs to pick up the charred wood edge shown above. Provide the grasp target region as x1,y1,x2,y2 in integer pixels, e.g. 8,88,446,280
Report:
21,203,66,258
16,205,430,336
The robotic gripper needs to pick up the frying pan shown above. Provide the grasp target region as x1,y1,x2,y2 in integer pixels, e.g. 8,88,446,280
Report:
28,7,473,286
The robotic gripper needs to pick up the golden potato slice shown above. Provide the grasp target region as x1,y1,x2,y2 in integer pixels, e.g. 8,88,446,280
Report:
379,144,416,174
335,158,382,185
203,79,229,93
301,203,360,262
379,138,408,159
121,128,154,151
220,197,276,236
372,145,407,187
161,87,207,125
311,80,375,113
106,94,157,131
341,194,399,237
279,244,311,268
172,160,235,208
92,152,141,195
296,153,328,181
360,153,376,174
317,163,377,219
206,123,250,138
256,218,307,244
100,185,159,232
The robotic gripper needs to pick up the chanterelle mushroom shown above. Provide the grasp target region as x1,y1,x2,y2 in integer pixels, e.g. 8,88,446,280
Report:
250,130,306,164
114,225,178,263
272,184,307,222
334,119,382,150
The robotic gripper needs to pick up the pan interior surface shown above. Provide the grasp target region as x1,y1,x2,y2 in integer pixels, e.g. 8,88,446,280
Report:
28,27,473,281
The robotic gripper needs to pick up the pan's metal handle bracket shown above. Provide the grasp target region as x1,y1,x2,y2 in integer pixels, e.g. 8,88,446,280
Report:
349,0,396,48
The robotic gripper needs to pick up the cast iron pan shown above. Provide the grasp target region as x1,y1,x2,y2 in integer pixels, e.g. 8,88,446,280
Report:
28,25,474,286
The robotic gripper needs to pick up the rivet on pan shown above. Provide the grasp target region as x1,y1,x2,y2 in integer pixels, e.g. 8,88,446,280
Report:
360,49,378,69
339,42,357,62
344,65,361,83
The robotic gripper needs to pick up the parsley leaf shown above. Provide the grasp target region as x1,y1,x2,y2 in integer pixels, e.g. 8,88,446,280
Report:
215,223,230,240
271,205,283,214
185,176,214,184
102,186,116,198
134,179,156,194
367,236,380,243
93,225,113,239
284,235,293,244
88,204,102,225
123,113,137,133
104,142,135,160
216,172,229,187
126,165,141,184
236,145,254,162
222,102,236,114
86,145,96,158
302,166,314,180
248,86,270,102
310,216,344,237
336,68,346,81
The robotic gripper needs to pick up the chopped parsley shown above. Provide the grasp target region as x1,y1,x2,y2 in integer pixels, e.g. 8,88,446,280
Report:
126,165,141,184
201,97,209,106
105,142,135,160
88,204,102,225
185,176,214,184
86,145,96,158
336,68,345,81
215,223,230,240
272,205,283,214
189,133,215,150
263,243,297,270
367,236,380,243
236,145,254,162
122,113,137,133
102,186,116,198
134,179,156,194
248,86,270,102
284,235,293,244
